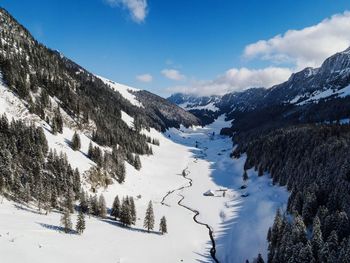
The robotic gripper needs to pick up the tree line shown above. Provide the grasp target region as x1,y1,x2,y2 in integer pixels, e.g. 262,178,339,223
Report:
0,7,160,170
233,124,350,262
60,190,167,235
0,114,80,213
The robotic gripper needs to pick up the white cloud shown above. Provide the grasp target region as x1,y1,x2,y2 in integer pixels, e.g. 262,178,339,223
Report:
168,11,350,96
161,69,186,81
168,67,292,96
136,73,153,82
105,0,148,23
244,11,350,69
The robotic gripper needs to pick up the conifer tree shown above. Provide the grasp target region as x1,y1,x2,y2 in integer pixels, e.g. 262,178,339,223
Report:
76,210,86,234
256,253,264,263
51,118,58,134
65,190,74,213
126,152,135,165
39,89,50,108
129,197,136,225
311,216,323,258
144,200,155,232
94,147,103,167
79,190,89,213
90,195,99,216
242,170,248,182
134,155,141,170
120,197,131,226
298,242,315,263
55,107,63,133
71,131,81,151
327,230,339,253
111,195,120,220
51,107,63,134
36,176,44,212
50,188,58,209
60,209,72,233
24,183,31,203
270,209,283,246
0,175,5,197
159,216,167,234
293,215,307,243
98,194,107,218
338,238,350,263
302,192,317,226
43,186,51,215
88,141,93,159
116,163,126,184
73,168,81,193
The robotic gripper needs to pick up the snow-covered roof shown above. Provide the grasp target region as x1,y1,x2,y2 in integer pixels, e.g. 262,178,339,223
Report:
203,190,215,196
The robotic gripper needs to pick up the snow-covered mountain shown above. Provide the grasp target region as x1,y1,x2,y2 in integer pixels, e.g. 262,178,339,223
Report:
261,48,350,106
1,7,284,263
3,5,350,263
169,47,350,125
168,93,221,111
0,9,199,134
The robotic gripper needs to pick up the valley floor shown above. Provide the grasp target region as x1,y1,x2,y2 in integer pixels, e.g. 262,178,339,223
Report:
0,116,289,263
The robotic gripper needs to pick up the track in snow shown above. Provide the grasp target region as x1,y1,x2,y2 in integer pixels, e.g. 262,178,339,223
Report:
161,162,219,263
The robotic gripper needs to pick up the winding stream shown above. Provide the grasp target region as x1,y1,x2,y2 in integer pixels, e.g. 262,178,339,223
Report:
161,161,219,263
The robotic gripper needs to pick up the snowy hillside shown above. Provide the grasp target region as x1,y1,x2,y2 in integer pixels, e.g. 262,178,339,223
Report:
97,76,143,108
5,5,347,263
296,84,350,105
0,78,288,262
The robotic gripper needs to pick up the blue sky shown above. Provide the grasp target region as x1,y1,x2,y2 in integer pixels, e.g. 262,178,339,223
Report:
1,0,350,96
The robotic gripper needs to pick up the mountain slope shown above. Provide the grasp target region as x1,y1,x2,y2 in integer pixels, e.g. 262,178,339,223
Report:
0,7,199,142
169,48,350,126
136,90,200,130
168,47,350,262
228,50,350,262
0,6,202,223
0,8,231,263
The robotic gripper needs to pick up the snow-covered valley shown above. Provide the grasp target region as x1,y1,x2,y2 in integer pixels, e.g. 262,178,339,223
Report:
2,4,350,263
0,113,289,263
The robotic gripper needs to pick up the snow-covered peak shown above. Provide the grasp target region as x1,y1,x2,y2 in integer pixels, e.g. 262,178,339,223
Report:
319,46,350,75
168,93,221,112
342,46,350,54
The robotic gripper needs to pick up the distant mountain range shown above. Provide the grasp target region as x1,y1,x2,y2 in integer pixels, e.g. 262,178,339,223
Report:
168,47,350,126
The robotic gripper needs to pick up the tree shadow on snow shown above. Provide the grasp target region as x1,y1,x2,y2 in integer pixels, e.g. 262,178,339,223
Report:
194,249,215,263
14,204,44,215
37,222,78,234
101,218,162,235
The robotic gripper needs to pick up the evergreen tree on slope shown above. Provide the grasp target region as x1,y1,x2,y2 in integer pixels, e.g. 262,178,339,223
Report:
76,209,86,234
144,200,155,233
71,131,81,151
111,195,120,220
159,216,167,234
60,209,72,233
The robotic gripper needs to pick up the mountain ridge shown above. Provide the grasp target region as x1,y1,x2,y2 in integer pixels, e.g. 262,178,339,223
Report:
168,47,350,126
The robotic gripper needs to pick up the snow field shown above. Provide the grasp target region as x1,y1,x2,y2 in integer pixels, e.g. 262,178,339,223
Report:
166,116,289,262
0,72,290,262
97,76,143,107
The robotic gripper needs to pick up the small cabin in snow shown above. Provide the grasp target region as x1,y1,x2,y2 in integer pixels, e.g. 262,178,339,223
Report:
203,190,215,196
